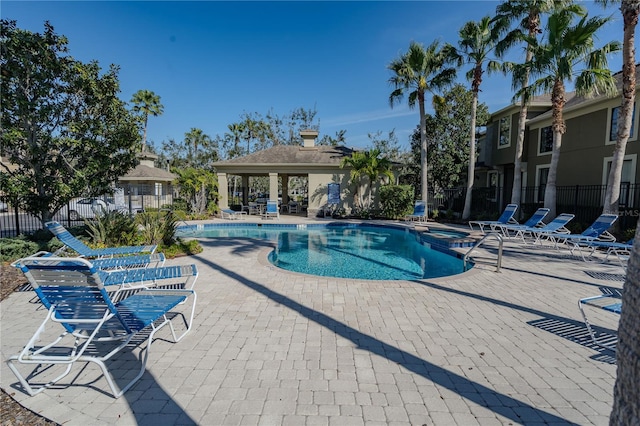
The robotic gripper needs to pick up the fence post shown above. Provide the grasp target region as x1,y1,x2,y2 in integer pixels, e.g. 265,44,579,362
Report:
13,204,20,236
574,184,579,214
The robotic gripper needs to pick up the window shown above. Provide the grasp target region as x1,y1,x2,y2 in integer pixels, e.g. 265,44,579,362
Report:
609,104,636,142
539,126,553,154
603,155,636,207
498,116,511,148
487,171,498,201
536,166,549,203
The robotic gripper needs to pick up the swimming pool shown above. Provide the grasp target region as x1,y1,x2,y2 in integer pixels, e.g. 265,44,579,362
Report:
177,223,469,280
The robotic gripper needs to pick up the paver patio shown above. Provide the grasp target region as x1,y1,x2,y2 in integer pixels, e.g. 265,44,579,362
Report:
0,216,622,425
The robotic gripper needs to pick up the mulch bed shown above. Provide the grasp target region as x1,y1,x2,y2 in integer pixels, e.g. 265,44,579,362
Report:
1,262,60,426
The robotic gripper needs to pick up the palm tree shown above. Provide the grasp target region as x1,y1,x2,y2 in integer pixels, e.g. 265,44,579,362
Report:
493,0,576,207
597,1,640,218
455,16,500,220
340,149,393,211
183,127,213,167
130,89,164,152
388,41,457,204
595,3,640,422
516,7,620,219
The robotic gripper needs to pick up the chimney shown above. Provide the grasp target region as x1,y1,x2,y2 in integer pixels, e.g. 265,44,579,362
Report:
300,130,318,148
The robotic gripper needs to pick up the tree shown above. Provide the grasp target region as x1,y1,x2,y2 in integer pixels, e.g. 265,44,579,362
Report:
0,20,139,225
493,0,576,207
162,128,218,169
610,223,640,424
454,16,500,220
516,7,620,219
174,167,218,215
388,40,457,204
130,89,163,152
340,149,393,211
596,3,640,422
598,0,640,219
414,84,490,191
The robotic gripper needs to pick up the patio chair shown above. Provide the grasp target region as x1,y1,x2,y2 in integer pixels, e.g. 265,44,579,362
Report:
13,254,198,291
498,208,550,238
26,250,166,270
221,208,247,220
575,238,633,267
519,213,575,244
404,201,428,224
6,256,197,398
468,204,518,234
550,214,618,256
578,290,622,351
45,221,156,258
262,200,280,220
288,201,299,214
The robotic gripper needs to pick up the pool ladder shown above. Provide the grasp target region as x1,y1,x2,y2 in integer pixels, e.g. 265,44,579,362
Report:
463,232,503,272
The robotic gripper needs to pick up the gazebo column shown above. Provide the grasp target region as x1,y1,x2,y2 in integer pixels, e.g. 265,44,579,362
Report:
269,172,279,204
218,172,229,209
242,175,249,205
281,174,289,206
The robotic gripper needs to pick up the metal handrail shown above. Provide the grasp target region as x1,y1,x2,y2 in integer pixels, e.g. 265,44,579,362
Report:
463,232,503,272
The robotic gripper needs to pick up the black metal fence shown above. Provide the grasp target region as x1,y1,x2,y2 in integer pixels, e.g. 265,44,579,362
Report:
2,184,639,237
427,184,639,232
0,193,173,238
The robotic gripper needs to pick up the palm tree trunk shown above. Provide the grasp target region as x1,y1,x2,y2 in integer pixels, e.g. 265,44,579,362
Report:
604,3,637,215
610,222,640,425
544,79,566,219
419,91,428,204
511,25,535,206
142,115,148,152
462,93,478,220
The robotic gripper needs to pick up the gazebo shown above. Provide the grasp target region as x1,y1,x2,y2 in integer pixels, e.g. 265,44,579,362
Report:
212,130,355,217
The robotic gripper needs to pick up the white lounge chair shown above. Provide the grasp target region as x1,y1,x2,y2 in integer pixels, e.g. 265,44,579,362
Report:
7,256,197,398
468,204,518,234
498,207,549,238
221,208,247,220
404,201,428,224
578,290,621,351
46,221,156,258
262,200,280,220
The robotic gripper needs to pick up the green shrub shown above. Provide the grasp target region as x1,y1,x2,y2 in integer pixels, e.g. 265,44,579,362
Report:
85,211,140,247
0,238,39,262
160,238,202,258
380,185,414,219
137,210,178,246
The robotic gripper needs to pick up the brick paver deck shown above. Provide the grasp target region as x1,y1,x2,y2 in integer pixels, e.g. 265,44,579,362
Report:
0,217,622,425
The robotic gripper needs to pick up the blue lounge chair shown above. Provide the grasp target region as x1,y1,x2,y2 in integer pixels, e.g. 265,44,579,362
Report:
13,254,198,291
404,201,428,224
46,221,156,258
221,208,247,220
550,214,618,255
499,207,550,237
26,250,166,270
576,238,633,267
521,213,575,244
262,200,280,220
578,291,622,351
7,256,197,398
468,204,518,234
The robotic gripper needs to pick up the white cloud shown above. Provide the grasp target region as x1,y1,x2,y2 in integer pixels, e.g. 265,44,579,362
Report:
322,107,417,127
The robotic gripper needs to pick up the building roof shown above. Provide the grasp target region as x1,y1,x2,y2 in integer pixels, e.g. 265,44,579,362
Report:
119,164,176,182
213,145,355,168
525,64,640,125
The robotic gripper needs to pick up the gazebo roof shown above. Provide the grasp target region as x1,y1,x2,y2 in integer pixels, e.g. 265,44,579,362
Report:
213,145,355,168
119,164,176,182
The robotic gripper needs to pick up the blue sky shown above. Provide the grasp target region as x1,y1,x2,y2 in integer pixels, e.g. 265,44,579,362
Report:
3,1,624,153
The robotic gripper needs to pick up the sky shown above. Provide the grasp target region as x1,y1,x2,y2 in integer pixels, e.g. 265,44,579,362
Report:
2,1,625,153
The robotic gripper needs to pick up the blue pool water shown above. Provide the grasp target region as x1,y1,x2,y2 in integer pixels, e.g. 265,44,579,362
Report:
178,223,467,280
